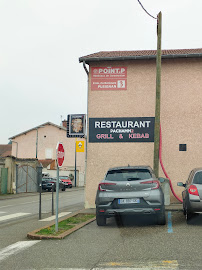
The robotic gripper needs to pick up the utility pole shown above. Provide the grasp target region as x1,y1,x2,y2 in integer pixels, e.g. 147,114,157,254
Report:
153,11,162,177
36,128,38,159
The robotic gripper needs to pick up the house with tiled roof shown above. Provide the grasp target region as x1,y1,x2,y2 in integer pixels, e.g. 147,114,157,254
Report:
79,48,202,207
9,121,86,187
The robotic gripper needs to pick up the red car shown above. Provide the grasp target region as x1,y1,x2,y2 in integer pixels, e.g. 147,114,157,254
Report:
59,176,73,188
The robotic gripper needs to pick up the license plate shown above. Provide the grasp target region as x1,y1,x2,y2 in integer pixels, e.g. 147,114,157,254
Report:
118,198,140,204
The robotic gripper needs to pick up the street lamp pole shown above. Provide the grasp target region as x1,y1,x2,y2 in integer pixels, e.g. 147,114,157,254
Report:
36,128,38,159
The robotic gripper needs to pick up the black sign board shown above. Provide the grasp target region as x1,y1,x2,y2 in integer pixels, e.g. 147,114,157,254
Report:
69,114,86,136
89,117,155,143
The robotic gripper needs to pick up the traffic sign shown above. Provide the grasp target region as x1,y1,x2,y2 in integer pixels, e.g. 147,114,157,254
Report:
56,142,65,167
76,140,85,152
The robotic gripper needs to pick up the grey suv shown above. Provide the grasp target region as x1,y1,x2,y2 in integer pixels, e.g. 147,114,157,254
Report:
95,166,166,226
178,168,202,223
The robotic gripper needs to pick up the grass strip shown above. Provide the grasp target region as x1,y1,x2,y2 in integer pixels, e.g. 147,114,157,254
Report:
36,214,95,236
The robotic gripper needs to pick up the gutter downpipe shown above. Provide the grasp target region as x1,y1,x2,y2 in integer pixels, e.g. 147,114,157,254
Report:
82,61,89,208
159,125,183,203
83,61,89,75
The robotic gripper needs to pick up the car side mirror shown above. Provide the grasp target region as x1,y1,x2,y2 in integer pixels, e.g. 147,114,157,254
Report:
177,182,186,187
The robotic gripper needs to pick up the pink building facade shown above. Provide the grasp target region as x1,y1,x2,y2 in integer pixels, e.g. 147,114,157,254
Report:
79,48,202,208
10,122,86,186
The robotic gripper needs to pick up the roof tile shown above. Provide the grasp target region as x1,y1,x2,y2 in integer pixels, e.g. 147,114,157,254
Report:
79,48,202,62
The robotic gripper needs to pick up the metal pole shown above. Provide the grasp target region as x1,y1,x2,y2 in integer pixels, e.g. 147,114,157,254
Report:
75,141,77,187
36,128,38,159
55,165,59,232
153,11,162,178
52,183,54,215
39,183,42,220
16,164,18,194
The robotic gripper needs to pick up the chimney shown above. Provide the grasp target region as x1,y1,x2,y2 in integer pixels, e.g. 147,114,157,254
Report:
62,120,67,128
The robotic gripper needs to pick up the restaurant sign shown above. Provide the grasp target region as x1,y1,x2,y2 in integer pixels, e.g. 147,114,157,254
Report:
91,67,127,90
89,117,155,143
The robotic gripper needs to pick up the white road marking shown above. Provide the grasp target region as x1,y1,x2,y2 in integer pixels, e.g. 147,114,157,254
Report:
0,241,40,262
39,212,72,221
0,212,30,222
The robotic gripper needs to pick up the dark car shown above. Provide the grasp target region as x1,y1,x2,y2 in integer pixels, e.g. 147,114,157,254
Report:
95,166,166,226
59,176,73,188
178,168,202,223
42,178,66,192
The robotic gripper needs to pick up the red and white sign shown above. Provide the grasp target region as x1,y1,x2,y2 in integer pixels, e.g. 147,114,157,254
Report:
91,67,127,91
56,142,65,167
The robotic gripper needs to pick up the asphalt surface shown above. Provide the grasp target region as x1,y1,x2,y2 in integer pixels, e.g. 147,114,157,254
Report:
1,209,202,270
2,190,202,270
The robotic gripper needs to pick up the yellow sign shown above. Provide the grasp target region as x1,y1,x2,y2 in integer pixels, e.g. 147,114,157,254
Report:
76,141,85,152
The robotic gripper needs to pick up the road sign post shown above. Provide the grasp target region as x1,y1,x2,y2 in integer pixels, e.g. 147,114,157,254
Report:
55,142,65,232
75,140,85,187
74,141,77,188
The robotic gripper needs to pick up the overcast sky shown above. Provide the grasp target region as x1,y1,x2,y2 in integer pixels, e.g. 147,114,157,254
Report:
0,0,201,143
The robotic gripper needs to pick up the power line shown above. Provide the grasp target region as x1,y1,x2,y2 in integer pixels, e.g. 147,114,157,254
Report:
137,0,157,20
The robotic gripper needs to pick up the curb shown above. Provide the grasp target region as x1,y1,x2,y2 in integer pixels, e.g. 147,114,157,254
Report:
27,210,95,240
165,204,183,212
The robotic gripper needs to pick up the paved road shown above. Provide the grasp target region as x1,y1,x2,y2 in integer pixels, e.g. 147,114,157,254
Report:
1,206,202,270
0,188,84,249
0,188,84,224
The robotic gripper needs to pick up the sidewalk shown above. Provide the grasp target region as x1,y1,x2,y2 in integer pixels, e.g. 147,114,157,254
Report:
165,203,183,211
0,187,84,200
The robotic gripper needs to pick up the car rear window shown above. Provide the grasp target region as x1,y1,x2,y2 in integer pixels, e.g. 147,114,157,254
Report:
193,171,202,184
42,178,52,181
105,169,152,181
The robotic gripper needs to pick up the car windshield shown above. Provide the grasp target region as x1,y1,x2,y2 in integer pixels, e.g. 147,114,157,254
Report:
59,176,69,179
105,169,152,181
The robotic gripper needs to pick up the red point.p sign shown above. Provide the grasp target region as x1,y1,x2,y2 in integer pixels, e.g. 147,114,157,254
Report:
56,142,65,167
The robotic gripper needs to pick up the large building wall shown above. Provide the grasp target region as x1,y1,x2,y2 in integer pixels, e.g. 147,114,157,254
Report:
160,58,202,200
85,58,202,208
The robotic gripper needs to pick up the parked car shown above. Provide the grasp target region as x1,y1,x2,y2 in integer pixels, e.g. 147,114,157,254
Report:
178,168,202,223
42,178,66,192
95,166,166,226
59,176,73,188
